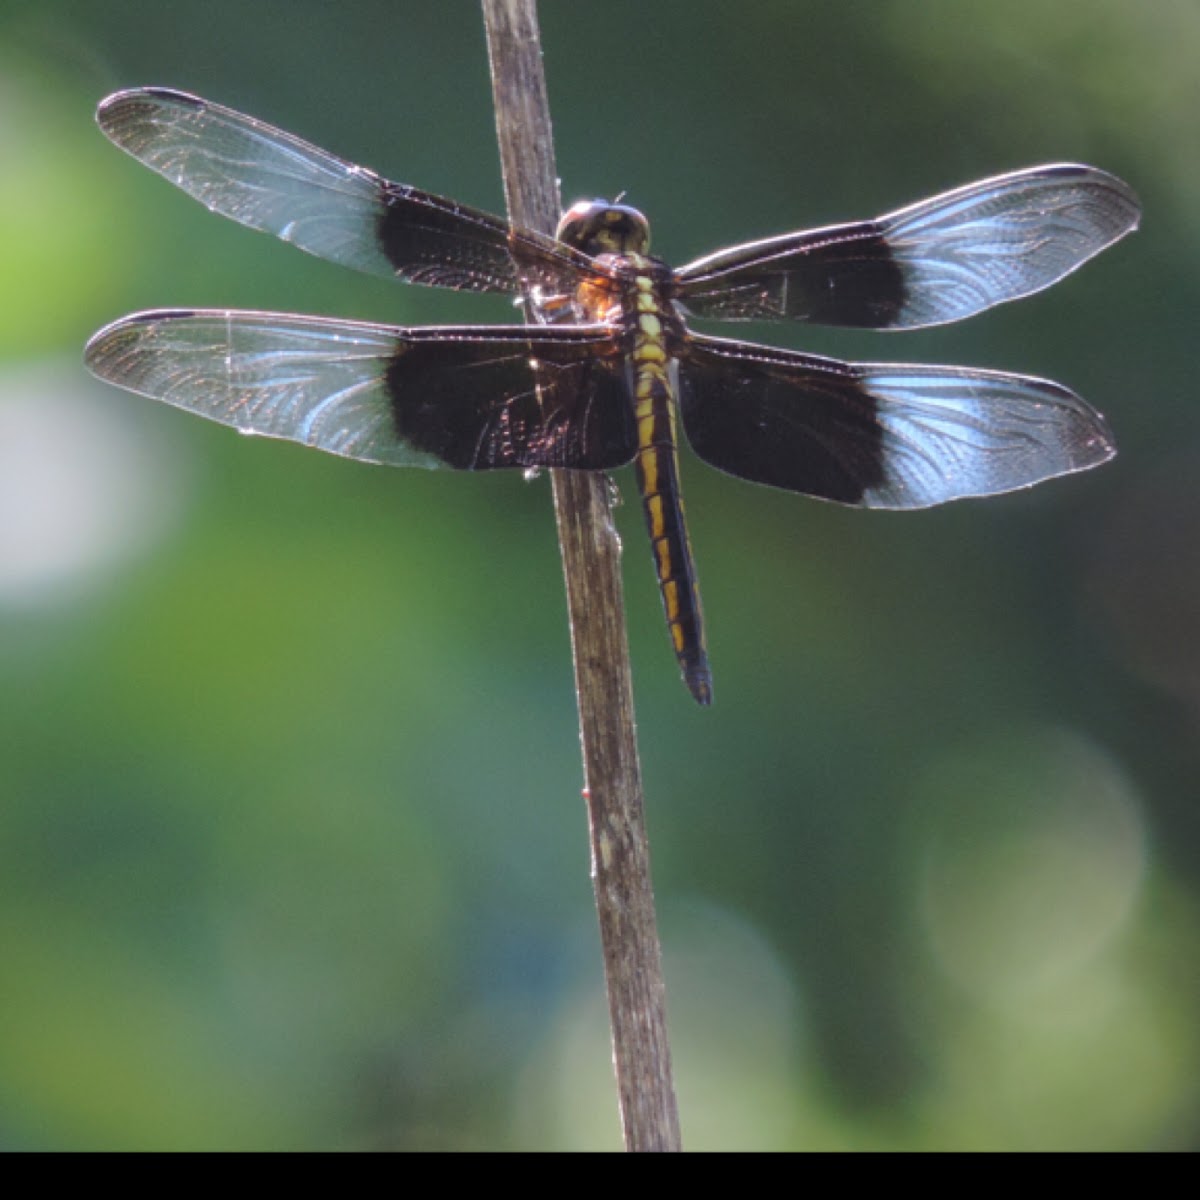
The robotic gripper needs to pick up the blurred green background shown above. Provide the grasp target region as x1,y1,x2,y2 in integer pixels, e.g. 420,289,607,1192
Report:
1,0,1197,1150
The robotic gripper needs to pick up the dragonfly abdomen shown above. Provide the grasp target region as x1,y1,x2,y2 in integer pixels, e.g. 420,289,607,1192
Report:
628,270,712,705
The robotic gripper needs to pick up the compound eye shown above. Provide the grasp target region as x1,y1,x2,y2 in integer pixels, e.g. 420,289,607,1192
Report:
556,200,652,256
555,200,606,248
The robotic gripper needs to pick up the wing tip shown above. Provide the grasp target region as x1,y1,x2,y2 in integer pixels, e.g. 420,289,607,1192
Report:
1066,162,1143,236
990,372,1120,478
1071,408,1118,472
1025,162,1143,238
84,309,206,380
96,86,204,133
84,314,141,381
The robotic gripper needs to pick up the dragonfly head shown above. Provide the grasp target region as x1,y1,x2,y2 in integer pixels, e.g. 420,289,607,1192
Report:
556,200,650,257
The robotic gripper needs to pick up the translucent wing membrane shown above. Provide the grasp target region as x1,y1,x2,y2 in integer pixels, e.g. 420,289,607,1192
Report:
675,164,1140,329
882,165,1141,328
96,88,593,296
84,311,636,471
679,334,1114,508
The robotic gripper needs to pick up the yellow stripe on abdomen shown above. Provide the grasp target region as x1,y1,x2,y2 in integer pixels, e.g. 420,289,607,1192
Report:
631,301,712,705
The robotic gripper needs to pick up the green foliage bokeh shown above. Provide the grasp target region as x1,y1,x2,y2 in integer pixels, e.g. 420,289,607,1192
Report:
1,0,1197,1150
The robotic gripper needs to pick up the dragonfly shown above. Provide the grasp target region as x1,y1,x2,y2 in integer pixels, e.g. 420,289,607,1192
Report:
85,88,1140,705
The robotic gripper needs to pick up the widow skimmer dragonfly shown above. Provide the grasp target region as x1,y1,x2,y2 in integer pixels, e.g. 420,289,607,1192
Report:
85,88,1140,705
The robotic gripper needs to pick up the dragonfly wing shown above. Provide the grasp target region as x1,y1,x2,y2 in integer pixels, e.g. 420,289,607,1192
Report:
85,310,637,471
679,333,1114,508
676,164,1140,328
96,88,593,296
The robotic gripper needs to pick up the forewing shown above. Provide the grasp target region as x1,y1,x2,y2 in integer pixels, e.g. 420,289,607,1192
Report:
85,310,637,471
96,88,594,296
676,164,1140,328
678,333,1114,508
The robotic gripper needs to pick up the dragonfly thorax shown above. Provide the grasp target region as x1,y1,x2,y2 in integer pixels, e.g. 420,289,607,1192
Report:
556,199,651,257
